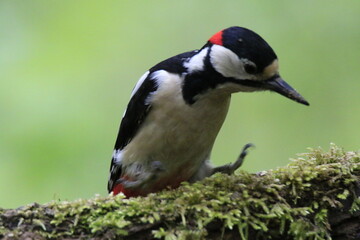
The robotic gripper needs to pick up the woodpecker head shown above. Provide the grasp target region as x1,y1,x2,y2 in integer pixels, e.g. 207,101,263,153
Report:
202,26,309,106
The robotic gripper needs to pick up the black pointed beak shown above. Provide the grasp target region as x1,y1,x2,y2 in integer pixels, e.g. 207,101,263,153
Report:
264,75,309,106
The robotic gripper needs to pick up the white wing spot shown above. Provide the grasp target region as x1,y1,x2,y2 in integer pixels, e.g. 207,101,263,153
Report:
123,71,150,117
112,149,124,164
130,71,150,98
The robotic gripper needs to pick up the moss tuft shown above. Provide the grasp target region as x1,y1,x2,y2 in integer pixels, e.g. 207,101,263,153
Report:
0,144,359,239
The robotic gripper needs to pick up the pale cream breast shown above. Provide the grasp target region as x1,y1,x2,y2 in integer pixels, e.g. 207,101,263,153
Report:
122,71,231,179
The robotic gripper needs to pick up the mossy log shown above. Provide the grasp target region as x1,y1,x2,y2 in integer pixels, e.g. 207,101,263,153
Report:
1,144,359,240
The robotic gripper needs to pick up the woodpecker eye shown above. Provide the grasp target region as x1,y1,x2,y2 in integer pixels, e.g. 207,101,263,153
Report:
244,64,257,74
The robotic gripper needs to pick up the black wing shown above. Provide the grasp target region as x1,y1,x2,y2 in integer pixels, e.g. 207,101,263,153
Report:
114,50,199,150
108,50,199,193
108,73,157,192
114,75,157,150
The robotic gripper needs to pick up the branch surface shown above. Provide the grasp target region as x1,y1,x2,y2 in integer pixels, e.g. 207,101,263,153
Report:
1,144,359,240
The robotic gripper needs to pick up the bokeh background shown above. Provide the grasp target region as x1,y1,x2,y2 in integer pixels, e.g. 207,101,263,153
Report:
1,1,359,208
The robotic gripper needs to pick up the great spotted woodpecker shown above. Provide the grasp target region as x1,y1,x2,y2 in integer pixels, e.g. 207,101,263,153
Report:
108,26,309,197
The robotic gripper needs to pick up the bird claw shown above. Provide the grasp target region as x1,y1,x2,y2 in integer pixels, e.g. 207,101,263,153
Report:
211,143,254,175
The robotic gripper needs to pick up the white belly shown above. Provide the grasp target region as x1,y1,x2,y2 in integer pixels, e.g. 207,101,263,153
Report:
121,71,231,185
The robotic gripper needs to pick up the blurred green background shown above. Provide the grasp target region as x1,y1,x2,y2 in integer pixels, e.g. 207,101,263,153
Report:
1,1,359,208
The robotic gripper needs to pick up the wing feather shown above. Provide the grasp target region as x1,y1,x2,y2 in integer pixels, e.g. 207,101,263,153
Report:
108,50,199,193
114,75,157,150
108,72,158,192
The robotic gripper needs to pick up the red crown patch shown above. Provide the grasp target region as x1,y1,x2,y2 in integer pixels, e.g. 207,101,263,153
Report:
209,30,223,45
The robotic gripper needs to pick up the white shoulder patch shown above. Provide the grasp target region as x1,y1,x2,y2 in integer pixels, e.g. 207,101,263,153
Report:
210,45,255,80
146,70,183,105
150,70,170,86
183,48,208,73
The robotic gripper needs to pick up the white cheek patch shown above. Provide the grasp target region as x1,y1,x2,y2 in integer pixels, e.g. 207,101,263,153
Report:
210,45,254,80
183,47,208,73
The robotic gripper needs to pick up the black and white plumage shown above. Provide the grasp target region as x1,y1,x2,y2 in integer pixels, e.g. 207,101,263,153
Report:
108,26,309,197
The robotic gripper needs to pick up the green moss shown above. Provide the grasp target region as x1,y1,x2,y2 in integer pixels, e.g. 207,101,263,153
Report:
1,144,359,239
